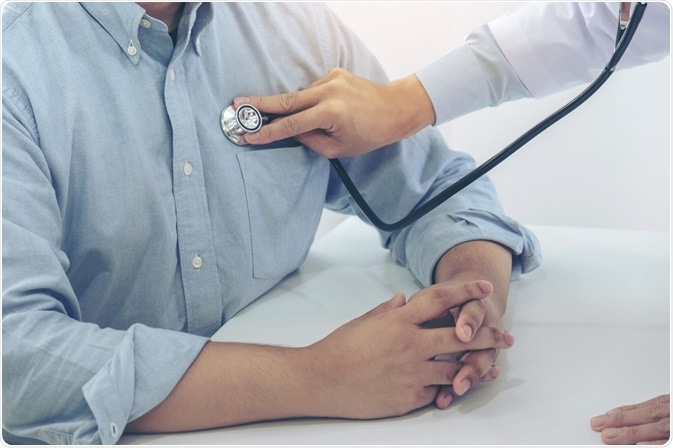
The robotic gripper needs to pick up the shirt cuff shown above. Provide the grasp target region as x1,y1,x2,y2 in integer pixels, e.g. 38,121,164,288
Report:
82,324,208,444
404,210,542,287
415,43,492,125
415,25,531,125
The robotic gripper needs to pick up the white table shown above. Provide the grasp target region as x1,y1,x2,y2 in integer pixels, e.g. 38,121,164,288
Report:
121,218,670,445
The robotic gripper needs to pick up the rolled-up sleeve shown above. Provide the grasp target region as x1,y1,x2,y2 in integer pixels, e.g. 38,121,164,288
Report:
323,127,541,288
379,138,541,287
320,9,541,286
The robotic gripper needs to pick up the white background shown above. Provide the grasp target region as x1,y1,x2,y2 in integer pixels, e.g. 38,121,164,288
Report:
317,1,670,235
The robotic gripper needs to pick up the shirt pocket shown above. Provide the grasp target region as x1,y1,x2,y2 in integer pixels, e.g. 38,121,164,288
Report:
237,147,329,279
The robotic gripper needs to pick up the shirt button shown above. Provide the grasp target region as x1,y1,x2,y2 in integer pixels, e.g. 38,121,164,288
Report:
169,69,176,82
127,42,138,56
192,255,203,269
183,162,193,176
139,18,151,29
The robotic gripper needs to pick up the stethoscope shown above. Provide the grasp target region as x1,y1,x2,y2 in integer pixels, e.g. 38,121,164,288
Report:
221,2,647,232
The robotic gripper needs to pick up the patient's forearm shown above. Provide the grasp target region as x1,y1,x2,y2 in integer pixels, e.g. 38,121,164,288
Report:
433,240,513,316
126,341,319,433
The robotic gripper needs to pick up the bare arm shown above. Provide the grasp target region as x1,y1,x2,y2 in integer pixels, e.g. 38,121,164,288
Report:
126,279,514,433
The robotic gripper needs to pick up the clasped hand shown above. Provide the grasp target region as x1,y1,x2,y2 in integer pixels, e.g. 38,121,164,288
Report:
305,279,513,419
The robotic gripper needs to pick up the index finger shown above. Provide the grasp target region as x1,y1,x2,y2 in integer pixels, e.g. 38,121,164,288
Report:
598,395,670,428
235,87,322,116
242,107,330,145
404,281,493,325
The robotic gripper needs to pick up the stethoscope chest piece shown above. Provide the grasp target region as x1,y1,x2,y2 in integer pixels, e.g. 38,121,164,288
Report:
220,104,263,145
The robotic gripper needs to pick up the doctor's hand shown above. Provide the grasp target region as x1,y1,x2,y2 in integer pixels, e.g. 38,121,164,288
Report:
234,68,436,158
306,280,514,420
590,394,670,445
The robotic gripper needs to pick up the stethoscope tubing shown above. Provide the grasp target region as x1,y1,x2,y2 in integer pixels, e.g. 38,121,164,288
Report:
330,2,647,232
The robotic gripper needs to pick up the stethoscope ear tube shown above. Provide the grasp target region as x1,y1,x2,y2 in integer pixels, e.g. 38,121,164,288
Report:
331,2,647,232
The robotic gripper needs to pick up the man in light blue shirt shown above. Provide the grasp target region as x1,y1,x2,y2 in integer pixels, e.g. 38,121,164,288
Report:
2,2,541,444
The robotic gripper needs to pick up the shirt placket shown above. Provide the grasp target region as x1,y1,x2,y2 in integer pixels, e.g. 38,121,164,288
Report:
164,58,223,336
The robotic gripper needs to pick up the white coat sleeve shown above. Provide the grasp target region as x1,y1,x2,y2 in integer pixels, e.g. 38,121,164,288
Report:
489,2,670,97
416,2,670,125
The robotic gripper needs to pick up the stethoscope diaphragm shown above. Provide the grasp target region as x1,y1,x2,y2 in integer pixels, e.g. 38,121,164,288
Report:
220,104,263,146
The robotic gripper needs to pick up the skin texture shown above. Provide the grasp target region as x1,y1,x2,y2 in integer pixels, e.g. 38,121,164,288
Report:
126,240,515,433
236,68,436,158
591,394,670,445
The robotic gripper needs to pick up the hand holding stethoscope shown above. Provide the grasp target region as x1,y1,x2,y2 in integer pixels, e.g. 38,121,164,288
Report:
231,69,434,159
222,3,648,232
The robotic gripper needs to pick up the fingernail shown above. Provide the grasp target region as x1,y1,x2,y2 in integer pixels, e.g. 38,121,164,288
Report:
603,428,620,439
477,281,492,294
591,416,605,429
461,325,473,340
233,97,249,107
442,392,453,408
244,132,259,142
460,379,471,395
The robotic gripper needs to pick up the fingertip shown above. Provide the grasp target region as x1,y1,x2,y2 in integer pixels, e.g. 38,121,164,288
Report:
233,97,250,108
242,132,260,143
503,331,515,346
459,324,474,342
590,416,605,430
391,291,407,305
435,390,454,409
477,280,493,294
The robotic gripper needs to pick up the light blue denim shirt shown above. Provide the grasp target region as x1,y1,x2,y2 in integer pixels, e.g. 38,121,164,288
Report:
2,2,541,444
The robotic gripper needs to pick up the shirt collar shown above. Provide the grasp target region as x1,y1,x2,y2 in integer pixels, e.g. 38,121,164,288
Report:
80,2,145,64
79,2,214,63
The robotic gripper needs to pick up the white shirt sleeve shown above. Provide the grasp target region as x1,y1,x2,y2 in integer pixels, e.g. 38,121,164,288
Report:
489,2,670,97
416,2,670,125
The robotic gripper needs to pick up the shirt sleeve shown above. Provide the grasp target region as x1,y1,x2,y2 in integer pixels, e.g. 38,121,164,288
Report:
415,24,532,125
318,7,542,287
418,2,670,122
2,91,209,445
488,2,670,98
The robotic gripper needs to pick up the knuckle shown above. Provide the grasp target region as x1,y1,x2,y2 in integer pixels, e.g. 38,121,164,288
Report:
430,330,448,352
429,285,453,309
608,408,625,426
655,417,670,435
656,394,670,406
324,100,349,121
490,326,504,345
648,402,665,420
280,116,300,137
464,281,480,298
327,67,347,80
624,424,641,441
278,92,297,113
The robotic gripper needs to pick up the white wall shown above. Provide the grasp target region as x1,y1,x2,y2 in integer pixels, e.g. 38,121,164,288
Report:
320,1,670,232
